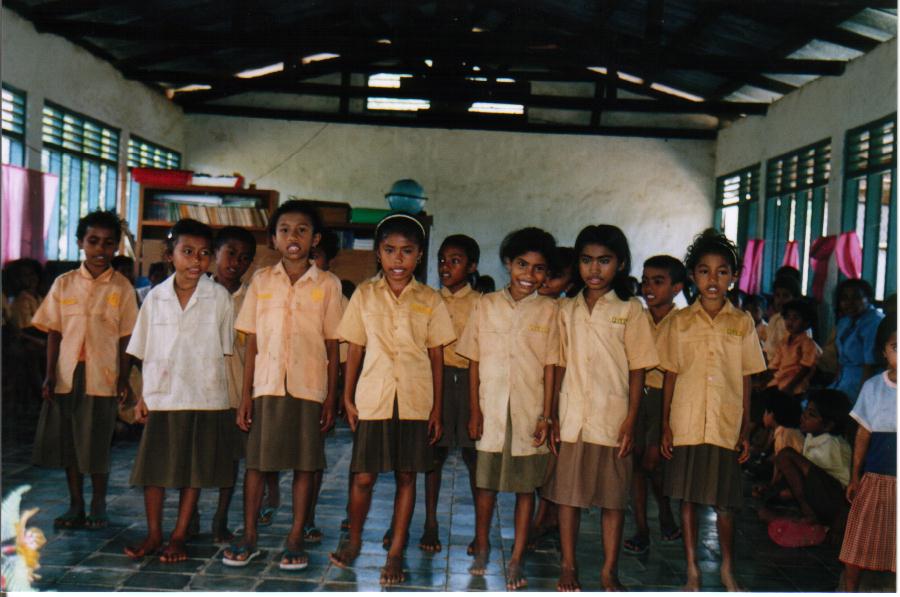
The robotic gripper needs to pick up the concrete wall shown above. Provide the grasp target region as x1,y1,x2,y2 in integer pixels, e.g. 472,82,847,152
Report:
184,116,716,284
1,8,185,174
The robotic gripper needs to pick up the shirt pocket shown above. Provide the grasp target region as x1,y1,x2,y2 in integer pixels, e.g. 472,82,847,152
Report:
142,358,173,395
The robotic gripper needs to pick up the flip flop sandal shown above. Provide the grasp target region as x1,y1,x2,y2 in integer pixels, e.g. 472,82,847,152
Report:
85,514,109,529
222,544,262,567
660,525,682,542
623,534,650,555
340,518,350,531
257,506,276,527
279,549,309,571
303,525,323,544
418,526,442,552
53,512,86,529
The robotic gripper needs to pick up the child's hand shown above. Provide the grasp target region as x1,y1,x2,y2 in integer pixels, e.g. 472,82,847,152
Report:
428,410,443,446
533,419,550,446
134,400,149,424
41,375,55,401
845,479,859,503
319,398,335,433
237,398,253,432
549,420,561,455
736,437,751,464
660,424,674,460
617,417,635,458
116,376,130,405
468,408,483,441
344,400,359,432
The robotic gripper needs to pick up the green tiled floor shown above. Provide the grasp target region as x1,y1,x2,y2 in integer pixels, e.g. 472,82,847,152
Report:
2,419,894,592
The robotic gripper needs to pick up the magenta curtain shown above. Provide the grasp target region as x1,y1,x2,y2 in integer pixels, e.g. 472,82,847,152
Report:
835,231,863,279
781,240,800,269
2,164,58,265
808,236,837,301
738,238,765,295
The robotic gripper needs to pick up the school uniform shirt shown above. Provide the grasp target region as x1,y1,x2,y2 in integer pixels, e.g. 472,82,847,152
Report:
126,274,234,411
644,307,678,390
558,292,658,446
441,283,481,369
31,264,138,396
456,289,560,456
658,299,767,451
764,312,812,362
225,282,249,409
830,306,884,400
337,275,455,421
850,372,897,476
235,262,343,402
767,333,822,395
802,432,851,487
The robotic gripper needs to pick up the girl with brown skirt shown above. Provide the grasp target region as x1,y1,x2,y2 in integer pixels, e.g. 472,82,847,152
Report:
456,227,559,591
659,229,766,591
329,214,456,586
124,219,236,563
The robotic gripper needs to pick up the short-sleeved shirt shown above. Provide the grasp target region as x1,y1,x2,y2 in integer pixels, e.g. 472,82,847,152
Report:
802,432,851,487
850,372,897,476
645,307,678,390
441,284,481,369
224,282,248,409
11,291,41,330
558,292,658,446
456,289,559,456
658,300,767,450
31,264,138,396
235,263,343,402
830,307,884,400
126,274,234,411
337,275,455,421
768,333,821,395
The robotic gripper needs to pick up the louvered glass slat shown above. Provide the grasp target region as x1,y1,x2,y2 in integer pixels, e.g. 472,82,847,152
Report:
2,85,26,137
42,103,119,164
127,136,181,169
766,141,831,196
846,116,896,177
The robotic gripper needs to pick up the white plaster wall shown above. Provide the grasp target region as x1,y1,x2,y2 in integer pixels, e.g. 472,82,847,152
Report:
1,8,185,174
185,116,715,285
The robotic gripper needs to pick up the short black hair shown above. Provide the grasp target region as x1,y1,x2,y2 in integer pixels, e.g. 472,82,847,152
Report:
474,274,496,294
214,226,257,258
440,234,480,266
806,388,851,435
3,258,42,294
267,200,323,240
684,228,740,273
77,210,122,244
775,266,802,285
148,261,169,278
644,254,687,286
574,224,633,299
763,389,802,428
165,218,214,253
781,299,816,329
743,293,767,312
773,275,802,298
835,278,875,304
341,279,357,300
317,229,341,261
111,255,134,269
549,247,576,278
728,288,747,308
499,227,556,265
875,311,896,361
375,213,426,249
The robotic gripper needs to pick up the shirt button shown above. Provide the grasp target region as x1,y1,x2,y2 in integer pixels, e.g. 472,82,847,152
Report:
707,376,713,382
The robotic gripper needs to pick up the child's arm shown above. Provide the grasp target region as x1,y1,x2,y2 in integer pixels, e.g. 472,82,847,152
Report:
549,365,565,454
237,333,257,431
117,337,132,403
42,331,61,401
467,360,482,440
342,343,364,432
428,346,444,445
533,364,554,447
320,339,339,433
737,374,752,463
660,370,676,459
846,425,871,502
618,369,644,458
781,365,813,396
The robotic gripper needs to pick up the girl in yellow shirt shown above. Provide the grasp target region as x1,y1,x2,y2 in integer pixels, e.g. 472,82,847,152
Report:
659,229,766,591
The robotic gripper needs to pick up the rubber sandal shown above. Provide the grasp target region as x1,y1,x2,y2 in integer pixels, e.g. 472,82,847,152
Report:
53,512,86,529
222,544,261,567
623,534,650,555
257,506,276,527
279,549,309,571
85,514,109,529
660,525,682,542
303,524,323,544
340,518,350,531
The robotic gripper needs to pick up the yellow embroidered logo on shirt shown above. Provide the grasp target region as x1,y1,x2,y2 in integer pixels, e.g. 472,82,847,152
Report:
410,303,432,316
61,298,78,305
258,293,273,300
106,293,120,307
528,324,549,333
310,287,325,302
609,316,628,325
725,328,743,337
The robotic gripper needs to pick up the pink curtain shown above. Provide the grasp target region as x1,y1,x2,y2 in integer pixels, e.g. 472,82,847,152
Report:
738,238,765,295
781,240,800,269
808,236,837,302
835,231,863,279
2,165,58,265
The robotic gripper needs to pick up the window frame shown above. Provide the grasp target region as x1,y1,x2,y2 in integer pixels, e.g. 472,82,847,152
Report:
2,83,27,167
714,164,760,251
125,135,183,235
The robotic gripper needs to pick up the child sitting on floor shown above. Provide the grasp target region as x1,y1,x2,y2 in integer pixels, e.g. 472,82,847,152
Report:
766,299,821,397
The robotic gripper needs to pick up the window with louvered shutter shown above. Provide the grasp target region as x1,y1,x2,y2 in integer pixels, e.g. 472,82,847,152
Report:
714,165,759,251
2,84,26,166
125,136,182,235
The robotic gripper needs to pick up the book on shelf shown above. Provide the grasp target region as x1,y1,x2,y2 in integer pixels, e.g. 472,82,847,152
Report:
145,199,268,228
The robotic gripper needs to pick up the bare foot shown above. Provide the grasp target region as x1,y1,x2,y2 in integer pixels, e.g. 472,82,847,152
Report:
469,549,489,576
601,570,624,591
683,565,701,591
557,565,581,591
418,525,442,553
380,555,405,585
506,560,528,590
466,539,488,556
124,535,162,560
329,540,361,569
159,539,188,563
212,514,234,544
721,566,745,592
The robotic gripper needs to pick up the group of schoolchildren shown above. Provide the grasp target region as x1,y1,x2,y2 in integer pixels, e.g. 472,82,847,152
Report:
23,201,895,592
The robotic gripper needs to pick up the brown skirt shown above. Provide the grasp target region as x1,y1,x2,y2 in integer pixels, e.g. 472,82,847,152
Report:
350,398,433,474
634,386,663,449
227,408,248,461
245,396,325,472
542,437,631,509
437,366,474,449
663,443,743,510
130,410,237,489
839,473,896,572
32,363,118,474
476,413,549,494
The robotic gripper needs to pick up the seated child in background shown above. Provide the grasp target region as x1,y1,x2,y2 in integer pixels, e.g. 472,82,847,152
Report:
773,389,851,529
136,261,170,304
840,313,897,591
766,299,821,397
829,279,884,402
311,229,340,272
6,258,43,330
111,255,136,286
752,393,803,499
764,275,803,362
743,294,768,348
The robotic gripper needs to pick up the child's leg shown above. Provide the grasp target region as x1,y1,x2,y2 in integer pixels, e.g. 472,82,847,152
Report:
421,447,448,552
773,448,817,521
381,471,417,585
628,445,650,547
282,470,314,568
600,508,626,590
124,486,165,559
213,461,239,543
330,472,376,567
506,491,535,590
303,469,323,532
681,501,701,591
644,446,678,534
716,507,742,592
264,471,280,508
461,447,478,501
239,469,266,550
62,467,86,520
469,488,496,575
88,472,109,523
843,563,863,592
557,503,581,591
160,488,200,563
